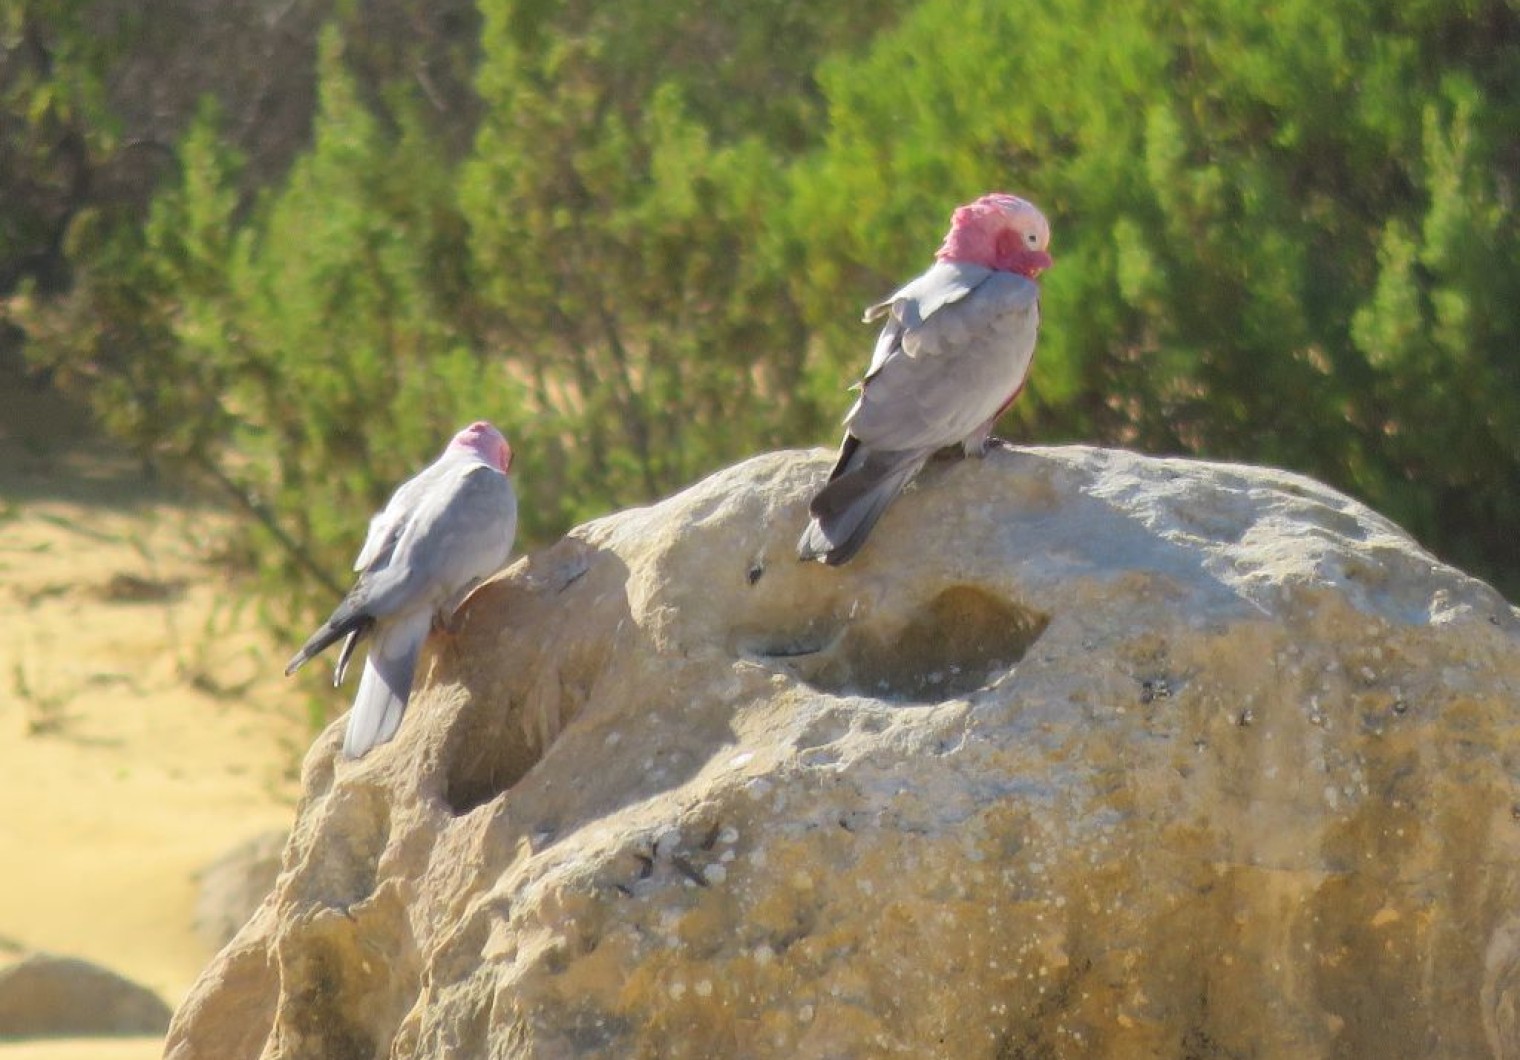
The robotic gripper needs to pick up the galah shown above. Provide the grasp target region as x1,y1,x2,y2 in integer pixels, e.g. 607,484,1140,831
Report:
285,421,518,758
797,193,1053,565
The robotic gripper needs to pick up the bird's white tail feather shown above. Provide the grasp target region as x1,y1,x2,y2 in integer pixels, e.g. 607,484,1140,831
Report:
342,611,431,759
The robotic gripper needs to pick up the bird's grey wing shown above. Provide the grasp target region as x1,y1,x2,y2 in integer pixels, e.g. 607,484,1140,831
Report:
360,464,518,621
286,457,460,677
353,463,448,572
845,271,1041,453
859,261,992,381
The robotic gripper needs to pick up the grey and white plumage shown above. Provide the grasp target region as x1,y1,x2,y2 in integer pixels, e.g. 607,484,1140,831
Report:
798,193,1053,565
286,421,518,758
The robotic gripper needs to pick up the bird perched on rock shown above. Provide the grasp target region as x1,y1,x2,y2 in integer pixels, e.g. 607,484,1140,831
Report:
285,421,518,758
797,193,1052,566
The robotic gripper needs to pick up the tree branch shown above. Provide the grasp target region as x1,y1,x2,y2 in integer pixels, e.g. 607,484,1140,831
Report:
189,452,345,599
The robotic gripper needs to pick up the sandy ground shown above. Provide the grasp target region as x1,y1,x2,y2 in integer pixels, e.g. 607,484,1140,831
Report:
0,372,309,1057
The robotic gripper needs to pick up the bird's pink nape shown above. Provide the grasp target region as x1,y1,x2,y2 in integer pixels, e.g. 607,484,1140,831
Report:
935,193,1051,277
450,421,512,471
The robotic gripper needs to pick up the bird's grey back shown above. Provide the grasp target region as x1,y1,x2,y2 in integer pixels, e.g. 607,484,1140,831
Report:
846,270,1041,453
358,462,516,621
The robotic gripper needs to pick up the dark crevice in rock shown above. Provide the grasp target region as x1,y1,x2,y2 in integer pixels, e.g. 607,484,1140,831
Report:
443,729,540,817
738,584,1049,703
277,940,378,1060
433,543,612,817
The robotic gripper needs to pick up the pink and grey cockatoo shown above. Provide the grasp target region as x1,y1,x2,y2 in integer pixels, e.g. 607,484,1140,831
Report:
285,421,518,758
797,193,1053,565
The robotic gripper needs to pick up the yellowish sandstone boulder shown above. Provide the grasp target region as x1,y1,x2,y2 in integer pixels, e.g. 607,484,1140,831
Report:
167,447,1520,1060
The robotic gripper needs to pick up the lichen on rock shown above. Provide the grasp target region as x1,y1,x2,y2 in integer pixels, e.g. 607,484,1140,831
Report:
166,447,1520,1060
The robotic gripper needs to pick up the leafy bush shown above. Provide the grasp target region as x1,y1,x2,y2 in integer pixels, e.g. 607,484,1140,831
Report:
785,0,1519,593
7,0,1517,668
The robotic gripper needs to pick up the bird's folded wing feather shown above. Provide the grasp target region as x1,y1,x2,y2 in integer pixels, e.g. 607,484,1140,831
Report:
358,463,518,620
353,463,449,572
845,271,1041,453
859,261,993,381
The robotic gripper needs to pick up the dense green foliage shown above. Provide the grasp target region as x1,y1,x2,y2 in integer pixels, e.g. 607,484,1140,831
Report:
0,1,123,297
4,0,1517,642
793,0,1519,589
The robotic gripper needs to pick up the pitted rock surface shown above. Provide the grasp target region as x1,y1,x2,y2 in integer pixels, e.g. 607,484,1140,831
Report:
167,447,1520,1060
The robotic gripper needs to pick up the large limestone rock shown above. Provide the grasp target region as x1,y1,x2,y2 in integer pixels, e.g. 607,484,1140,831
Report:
166,447,1520,1060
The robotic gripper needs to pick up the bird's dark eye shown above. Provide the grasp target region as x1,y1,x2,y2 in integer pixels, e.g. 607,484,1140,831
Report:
1025,233,1038,246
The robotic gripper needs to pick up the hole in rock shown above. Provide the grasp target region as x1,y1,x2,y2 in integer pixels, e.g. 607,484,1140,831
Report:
742,584,1048,704
443,709,551,817
427,551,610,817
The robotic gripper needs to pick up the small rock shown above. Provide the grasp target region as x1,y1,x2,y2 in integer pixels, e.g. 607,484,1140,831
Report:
193,830,286,951
0,952,172,1037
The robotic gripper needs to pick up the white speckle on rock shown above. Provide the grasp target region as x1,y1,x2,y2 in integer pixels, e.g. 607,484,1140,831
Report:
729,752,754,769
703,863,727,885
718,826,740,845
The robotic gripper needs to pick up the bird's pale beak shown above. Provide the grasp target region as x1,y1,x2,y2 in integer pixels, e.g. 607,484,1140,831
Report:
1018,249,1054,278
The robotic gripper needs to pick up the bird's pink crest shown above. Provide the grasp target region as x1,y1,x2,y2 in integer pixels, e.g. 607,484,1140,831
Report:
935,193,1053,278
449,420,513,473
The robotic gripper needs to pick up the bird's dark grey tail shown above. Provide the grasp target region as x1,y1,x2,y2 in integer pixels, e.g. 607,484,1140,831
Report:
284,608,375,678
797,448,928,566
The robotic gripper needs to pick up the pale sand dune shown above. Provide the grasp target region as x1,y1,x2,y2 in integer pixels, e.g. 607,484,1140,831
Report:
0,1038,164,1060
0,377,309,1056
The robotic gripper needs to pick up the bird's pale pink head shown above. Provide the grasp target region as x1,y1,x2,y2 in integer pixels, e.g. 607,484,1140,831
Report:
935,193,1052,278
450,420,513,473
